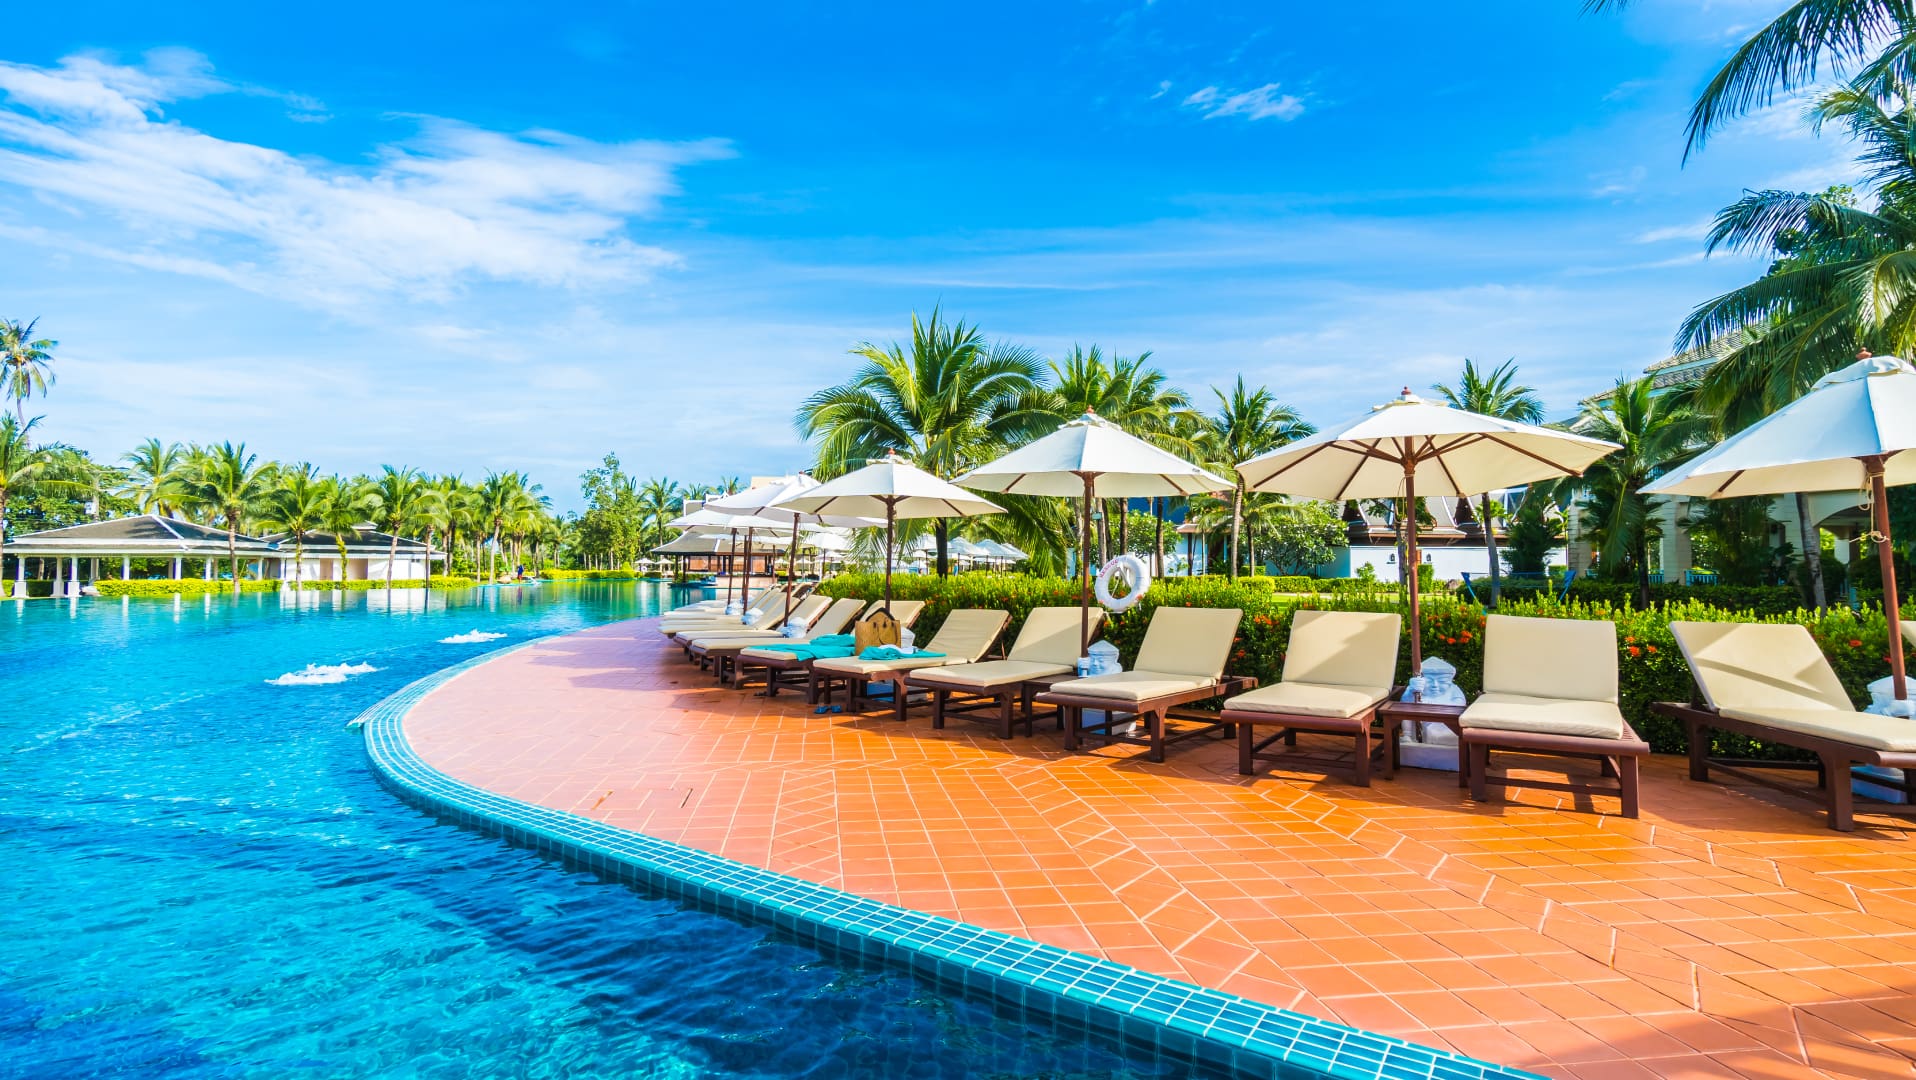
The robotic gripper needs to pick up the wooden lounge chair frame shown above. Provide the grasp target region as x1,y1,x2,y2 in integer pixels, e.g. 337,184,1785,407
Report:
688,598,867,685
1462,727,1648,818
1459,615,1649,819
733,601,927,699
903,607,1103,738
1650,700,1916,832
1220,610,1404,786
807,609,1010,717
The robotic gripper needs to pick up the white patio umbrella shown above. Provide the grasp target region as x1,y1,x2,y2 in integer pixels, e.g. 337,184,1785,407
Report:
1237,389,1620,674
773,452,1003,605
667,505,783,610
957,411,1232,653
1647,353,1916,699
707,475,881,623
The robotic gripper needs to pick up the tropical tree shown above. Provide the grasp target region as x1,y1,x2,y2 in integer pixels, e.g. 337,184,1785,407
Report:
638,477,684,551
430,475,477,580
121,438,186,517
1201,377,1312,578
0,319,55,426
1588,1,1914,157
1566,378,1709,607
261,463,329,587
366,466,440,592
1432,358,1545,606
478,471,544,583
1049,346,1201,563
796,309,1053,575
177,442,274,593
0,416,60,590
320,476,371,583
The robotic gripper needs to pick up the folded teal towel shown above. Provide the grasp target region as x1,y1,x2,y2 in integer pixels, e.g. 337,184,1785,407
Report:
859,646,945,661
754,641,855,660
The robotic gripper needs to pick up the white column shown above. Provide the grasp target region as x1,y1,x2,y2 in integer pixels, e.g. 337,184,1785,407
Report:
70,557,81,598
172,557,181,580
50,557,62,599
203,558,213,581
13,555,23,599
122,556,131,580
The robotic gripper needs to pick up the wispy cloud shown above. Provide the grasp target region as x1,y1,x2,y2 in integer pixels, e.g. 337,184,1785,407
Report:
0,50,731,307
1181,83,1304,122
1633,219,1713,244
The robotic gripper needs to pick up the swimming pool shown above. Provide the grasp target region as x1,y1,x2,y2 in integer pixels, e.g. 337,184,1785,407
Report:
0,584,1218,1078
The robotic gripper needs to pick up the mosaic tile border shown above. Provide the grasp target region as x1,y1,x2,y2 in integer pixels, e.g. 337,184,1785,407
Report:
356,637,1544,1080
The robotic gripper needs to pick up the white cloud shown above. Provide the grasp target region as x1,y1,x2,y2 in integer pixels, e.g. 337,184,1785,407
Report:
1150,80,1172,100
1633,220,1712,243
0,51,730,306
1180,83,1304,122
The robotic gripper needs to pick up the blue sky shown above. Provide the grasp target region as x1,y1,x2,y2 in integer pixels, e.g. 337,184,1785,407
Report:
0,1,1859,511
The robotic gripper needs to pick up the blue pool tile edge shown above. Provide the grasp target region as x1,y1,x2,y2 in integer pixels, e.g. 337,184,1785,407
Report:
356,640,1547,1080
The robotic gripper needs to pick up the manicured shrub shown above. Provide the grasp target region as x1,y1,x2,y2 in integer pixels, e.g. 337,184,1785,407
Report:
819,570,1905,759
542,568,639,580
92,577,477,598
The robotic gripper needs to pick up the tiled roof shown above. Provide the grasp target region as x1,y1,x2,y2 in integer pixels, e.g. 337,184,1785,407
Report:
9,515,278,552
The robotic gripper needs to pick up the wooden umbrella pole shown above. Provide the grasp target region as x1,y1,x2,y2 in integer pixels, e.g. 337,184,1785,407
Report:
784,516,799,624
743,528,754,597
1870,458,1906,700
883,499,895,607
1081,472,1096,656
726,528,738,607
1405,452,1422,676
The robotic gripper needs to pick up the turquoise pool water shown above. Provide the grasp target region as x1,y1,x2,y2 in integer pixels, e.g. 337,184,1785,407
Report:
0,584,1211,1078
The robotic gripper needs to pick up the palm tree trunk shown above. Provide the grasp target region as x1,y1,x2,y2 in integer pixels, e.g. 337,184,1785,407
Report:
293,537,305,591
1,493,9,598
1635,536,1651,610
1795,492,1826,608
424,527,435,594
1152,497,1164,577
934,519,949,578
1482,492,1501,609
1228,484,1244,580
386,532,399,592
490,527,500,584
227,527,240,595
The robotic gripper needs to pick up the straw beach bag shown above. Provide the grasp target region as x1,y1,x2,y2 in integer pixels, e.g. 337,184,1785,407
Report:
853,608,902,654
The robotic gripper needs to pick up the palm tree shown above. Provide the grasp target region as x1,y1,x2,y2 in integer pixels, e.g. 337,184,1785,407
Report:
478,471,544,583
1567,378,1710,607
797,309,1053,575
638,477,683,551
262,463,328,588
1050,346,1201,564
0,319,55,426
366,466,440,592
177,442,273,593
0,416,60,590
430,475,477,582
1587,1,1913,158
320,476,371,583
1202,377,1312,578
121,439,186,516
1432,358,1545,607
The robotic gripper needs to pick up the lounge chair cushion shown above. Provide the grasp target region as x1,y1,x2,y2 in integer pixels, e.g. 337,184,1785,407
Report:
1483,614,1618,704
918,609,1010,663
1718,707,1916,752
1282,610,1401,689
1133,607,1243,679
1225,681,1390,720
814,654,960,676
1008,607,1102,665
1461,692,1629,740
1049,670,1216,703
909,659,1075,690
1671,622,1855,712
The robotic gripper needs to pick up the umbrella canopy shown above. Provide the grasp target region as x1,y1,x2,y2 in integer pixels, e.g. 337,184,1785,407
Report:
1238,390,1620,674
958,411,1231,653
1647,353,1916,698
705,475,879,622
774,452,1002,603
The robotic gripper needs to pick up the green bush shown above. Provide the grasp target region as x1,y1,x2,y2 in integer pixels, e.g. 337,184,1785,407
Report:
542,568,638,580
818,570,1906,759
92,577,476,598
3,580,53,598
1566,580,1802,615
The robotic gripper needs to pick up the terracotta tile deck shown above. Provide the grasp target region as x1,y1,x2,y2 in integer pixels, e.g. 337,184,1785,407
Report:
404,619,1916,1079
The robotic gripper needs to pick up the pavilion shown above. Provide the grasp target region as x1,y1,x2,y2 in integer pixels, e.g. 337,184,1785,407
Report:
7,515,281,597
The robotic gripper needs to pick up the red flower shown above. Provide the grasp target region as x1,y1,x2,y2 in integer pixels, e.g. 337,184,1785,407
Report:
1646,645,1658,654
1459,631,1472,642
1850,638,1864,648
1624,635,1636,644
1628,645,1642,657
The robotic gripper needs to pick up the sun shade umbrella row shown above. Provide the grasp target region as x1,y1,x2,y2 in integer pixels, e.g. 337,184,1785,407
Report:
1236,390,1621,676
957,411,1233,655
705,474,880,624
772,452,1003,606
1648,353,1916,701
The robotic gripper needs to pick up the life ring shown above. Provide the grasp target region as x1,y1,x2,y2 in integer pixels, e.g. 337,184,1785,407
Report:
1094,555,1151,612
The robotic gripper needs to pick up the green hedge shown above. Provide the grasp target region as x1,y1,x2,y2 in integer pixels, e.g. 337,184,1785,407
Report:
817,571,1903,759
1565,580,1804,615
542,568,639,580
91,576,476,598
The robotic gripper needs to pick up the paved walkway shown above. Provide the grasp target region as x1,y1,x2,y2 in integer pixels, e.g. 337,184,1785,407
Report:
404,619,1916,1079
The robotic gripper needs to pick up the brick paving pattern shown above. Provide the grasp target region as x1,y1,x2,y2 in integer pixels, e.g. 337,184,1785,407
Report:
404,619,1916,1079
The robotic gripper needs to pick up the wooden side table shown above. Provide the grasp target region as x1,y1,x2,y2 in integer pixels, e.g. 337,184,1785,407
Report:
1378,700,1468,787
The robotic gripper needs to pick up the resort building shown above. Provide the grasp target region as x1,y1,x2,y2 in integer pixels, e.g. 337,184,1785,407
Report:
5,515,282,596
1319,494,1564,582
1568,332,1873,583
261,528,443,582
